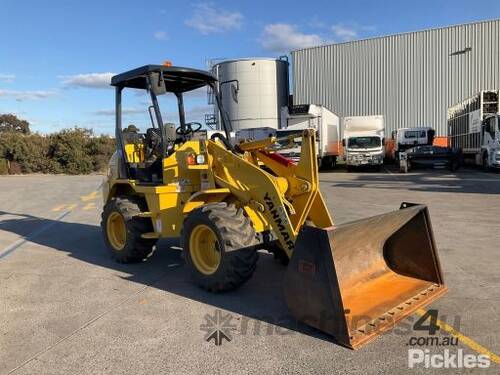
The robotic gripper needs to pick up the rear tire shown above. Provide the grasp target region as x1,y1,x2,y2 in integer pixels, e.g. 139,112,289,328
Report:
181,202,259,292
450,158,459,172
482,153,490,171
101,197,157,263
319,156,336,170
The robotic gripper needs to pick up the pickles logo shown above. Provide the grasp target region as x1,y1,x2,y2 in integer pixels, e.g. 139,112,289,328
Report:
408,349,490,369
263,192,294,251
407,310,491,369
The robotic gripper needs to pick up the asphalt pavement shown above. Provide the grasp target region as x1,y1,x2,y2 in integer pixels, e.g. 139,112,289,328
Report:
0,168,499,374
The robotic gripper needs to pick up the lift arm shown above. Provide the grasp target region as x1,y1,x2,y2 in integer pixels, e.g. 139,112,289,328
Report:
206,129,333,257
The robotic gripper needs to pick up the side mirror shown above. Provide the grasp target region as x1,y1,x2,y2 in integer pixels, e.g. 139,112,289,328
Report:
342,139,346,147
163,123,177,142
382,138,386,146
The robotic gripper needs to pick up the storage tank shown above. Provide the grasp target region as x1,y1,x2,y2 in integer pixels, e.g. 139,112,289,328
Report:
211,58,289,131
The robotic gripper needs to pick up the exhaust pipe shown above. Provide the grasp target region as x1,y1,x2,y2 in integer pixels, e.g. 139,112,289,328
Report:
283,203,447,349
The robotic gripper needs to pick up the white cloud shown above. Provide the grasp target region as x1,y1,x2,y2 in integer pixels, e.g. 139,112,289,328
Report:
0,89,56,102
61,72,115,89
186,105,212,119
92,104,212,126
308,16,328,30
260,23,325,53
92,107,144,116
184,87,207,98
154,30,168,41
185,3,243,34
164,105,212,123
0,74,15,83
331,24,358,41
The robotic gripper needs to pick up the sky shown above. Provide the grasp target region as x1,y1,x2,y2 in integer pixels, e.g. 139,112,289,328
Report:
0,0,499,135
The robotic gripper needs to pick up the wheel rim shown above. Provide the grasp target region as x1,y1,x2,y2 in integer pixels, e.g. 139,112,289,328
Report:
107,212,126,250
189,224,221,275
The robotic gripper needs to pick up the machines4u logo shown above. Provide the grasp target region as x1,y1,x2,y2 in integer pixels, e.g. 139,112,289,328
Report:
200,309,236,346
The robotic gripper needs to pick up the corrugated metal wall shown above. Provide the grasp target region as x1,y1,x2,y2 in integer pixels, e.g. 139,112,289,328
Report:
292,19,500,136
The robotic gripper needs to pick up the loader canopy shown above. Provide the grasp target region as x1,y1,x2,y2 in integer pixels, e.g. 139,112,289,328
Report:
110,65,233,182
111,65,217,92
284,203,447,349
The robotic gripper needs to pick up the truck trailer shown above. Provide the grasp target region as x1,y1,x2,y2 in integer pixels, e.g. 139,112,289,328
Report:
278,104,340,169
448,90,500,169
343,115,385,171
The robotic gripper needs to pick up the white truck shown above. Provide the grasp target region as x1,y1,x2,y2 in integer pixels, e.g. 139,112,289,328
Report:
448,90,500,169
343,115,385,171
278,104,340,169
391,127,435,159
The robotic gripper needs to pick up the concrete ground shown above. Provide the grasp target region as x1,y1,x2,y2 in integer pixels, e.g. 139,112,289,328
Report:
0,168,499,374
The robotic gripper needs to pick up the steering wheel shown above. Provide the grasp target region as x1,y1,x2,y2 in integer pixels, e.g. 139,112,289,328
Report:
176,122,203,135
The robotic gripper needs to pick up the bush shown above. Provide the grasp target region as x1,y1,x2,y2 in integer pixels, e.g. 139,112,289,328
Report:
0,159,8,175
86,134,116,172
8,161,22,174
0,128,115,175
48,128,95,174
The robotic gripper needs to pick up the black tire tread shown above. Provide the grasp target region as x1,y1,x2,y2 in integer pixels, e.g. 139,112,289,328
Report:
101,196,156,263
181,202,259,292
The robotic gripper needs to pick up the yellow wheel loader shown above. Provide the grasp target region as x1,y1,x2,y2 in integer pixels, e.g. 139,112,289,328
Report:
101,64,447,349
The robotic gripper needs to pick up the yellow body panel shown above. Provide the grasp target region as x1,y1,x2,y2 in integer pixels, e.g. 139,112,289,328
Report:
105,140,212,237
104,130,333,256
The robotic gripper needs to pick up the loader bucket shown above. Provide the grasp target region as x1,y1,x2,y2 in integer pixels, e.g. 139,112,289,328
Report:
283,203,447,349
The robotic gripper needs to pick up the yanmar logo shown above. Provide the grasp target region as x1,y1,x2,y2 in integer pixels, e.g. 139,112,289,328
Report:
263,192,294,251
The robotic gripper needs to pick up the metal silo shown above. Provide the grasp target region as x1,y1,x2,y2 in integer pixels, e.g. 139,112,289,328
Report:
211,58,289,131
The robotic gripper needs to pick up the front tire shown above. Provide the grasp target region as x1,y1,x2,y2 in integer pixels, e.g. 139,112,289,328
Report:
181,202,259,292
101,197,157,263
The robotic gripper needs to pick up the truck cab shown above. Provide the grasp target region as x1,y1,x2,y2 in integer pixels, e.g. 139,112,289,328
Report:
392,127,435,159
481,115,500,169
343,115,385,170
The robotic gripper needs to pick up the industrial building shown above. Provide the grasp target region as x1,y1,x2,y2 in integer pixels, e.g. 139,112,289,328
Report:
292,19,500,141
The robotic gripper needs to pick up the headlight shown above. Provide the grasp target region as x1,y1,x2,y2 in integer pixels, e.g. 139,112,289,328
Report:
196,154,206,164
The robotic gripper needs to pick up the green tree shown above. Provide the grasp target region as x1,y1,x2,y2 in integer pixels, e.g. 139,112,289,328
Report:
0,114,30,134
0,132,60,173
0,125,114,174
